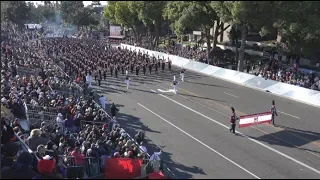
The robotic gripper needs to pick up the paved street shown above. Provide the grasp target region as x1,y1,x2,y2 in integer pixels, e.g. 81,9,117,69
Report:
92,65,320,179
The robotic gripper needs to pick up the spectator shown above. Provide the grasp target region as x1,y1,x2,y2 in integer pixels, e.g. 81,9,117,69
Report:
1,142,22,168
1,152,37,179
110,103,119,117
71,147,85,166
36,144,46,159
34,155,63,179
25,129,48,152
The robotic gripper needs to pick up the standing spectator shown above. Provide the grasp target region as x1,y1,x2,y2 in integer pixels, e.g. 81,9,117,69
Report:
34,155,63,179
110,103,119,117
25,129,48,152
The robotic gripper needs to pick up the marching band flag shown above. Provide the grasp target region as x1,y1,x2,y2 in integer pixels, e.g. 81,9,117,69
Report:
239,112,272,128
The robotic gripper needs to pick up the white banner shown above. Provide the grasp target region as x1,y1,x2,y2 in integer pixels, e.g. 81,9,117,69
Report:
110,26,122,37
239,112,272,128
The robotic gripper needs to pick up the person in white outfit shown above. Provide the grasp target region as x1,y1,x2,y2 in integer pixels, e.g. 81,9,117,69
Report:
172,76,178,94
180,67,185,82
56,113,65,134
125,75,130,89
86,73,93,88
99,95,107,110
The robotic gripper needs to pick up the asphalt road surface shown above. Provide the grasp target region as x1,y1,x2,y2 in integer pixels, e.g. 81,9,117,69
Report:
91,65,320,179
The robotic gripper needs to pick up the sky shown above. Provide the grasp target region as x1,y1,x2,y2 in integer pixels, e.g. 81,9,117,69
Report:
28,1,107,7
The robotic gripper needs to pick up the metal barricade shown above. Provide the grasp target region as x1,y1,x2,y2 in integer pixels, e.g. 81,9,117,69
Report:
58,155,105,178
17,66,40,76
25,103,59,128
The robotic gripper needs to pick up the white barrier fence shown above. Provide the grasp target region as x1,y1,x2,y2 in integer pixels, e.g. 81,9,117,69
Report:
120,43,320,108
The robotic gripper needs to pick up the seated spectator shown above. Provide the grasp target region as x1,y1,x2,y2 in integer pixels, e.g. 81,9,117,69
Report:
2,152,36,179
25,129,48,152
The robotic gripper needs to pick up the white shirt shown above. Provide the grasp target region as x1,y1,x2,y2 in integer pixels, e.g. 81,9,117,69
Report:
139,145,147,153
99,96,106,105
149,151,162,161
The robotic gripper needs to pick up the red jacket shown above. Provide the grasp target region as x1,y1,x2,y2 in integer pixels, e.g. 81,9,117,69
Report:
71,150,85,165
230,115,236,124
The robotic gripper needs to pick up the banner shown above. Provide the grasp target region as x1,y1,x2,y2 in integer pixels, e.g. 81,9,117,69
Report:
110,26,122,37
105,158,142,179
239,112,272,128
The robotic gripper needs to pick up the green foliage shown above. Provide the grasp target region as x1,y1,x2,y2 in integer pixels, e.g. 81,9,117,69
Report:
60,1,98,26
1,1,32,25
272,1,320,56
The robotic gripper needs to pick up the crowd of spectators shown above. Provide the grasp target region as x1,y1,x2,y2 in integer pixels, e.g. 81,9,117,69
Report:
252,58,320,90
1,22,165,179
124,36,320,91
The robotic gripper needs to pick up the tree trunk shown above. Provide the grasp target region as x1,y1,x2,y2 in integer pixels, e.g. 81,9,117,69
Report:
212,21,219,49
238,25,247,72
205,28,211,64
154,20,160,47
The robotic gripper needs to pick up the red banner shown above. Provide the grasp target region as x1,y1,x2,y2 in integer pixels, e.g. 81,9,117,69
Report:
239,112,272,128
105,158,142,179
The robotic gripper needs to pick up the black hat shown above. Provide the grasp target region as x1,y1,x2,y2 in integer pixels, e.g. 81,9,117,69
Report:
2,142,21,157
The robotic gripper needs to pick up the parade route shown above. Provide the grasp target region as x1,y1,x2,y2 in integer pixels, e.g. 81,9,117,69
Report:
92,65,320,179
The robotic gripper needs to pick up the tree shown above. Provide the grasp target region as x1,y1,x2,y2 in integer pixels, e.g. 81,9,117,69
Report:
133,1,167,47
104,1,145,43
1,1,32,26
164,1,230,62
213,1,274,71
270,1,320,59
60,1,98,27
60,1,84,24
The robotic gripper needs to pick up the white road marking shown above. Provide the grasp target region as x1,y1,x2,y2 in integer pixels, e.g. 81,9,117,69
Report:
151,89,156,93
278,111,300,119
224,92,239,98
157,89,174,93
156,93,320,175
137,103,260,179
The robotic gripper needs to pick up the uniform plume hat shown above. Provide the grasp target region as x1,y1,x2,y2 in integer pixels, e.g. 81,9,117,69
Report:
231,107,235,113
272,100,275,105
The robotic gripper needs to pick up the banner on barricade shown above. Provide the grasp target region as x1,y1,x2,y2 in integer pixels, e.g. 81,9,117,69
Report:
239,112,272,128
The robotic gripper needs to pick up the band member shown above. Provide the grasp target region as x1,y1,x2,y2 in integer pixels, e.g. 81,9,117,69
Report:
115,66,118,78
131,63,134,74
155,63,158,73
98,74,102,86
121,64,125,75
99,95,107,110
103,68,107,80
125,66,128,76
229,107,238,135
162,60,165,72
125,75,130,89
110,64,113,77
180,67,185,82
168,59,172,71
86,72,92,88
136,65,140,76
270,100,278,126
172,76,178,95
158,59,161,68
149,63,152,74
143,64,146,75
